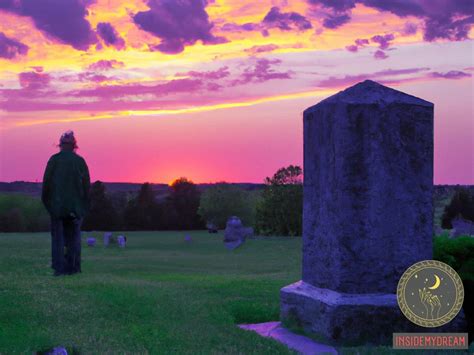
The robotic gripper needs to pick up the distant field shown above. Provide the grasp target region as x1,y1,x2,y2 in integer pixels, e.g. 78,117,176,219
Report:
0,231,301,354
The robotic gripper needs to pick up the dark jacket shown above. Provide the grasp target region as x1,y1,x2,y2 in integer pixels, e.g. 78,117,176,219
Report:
41,150,91,219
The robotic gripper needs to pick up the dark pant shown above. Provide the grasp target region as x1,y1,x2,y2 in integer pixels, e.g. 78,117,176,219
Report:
51,217,82,274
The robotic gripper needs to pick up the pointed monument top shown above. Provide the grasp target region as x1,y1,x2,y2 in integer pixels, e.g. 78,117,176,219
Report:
305,80,433,113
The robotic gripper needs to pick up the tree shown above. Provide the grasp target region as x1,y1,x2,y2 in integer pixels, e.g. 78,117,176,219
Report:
123,182,159,230
0,193,48,232
198,183,257,229
82,181,119,231
442,189,474,229
255,165,303,236
168,177,203,230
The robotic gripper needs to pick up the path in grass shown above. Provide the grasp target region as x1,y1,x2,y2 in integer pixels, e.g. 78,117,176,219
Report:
0,231,301,354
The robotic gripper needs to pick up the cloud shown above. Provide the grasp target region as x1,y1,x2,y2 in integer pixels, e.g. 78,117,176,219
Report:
262,7,313,31
77,72,113,83
343,33,395,59
18,71,51,89
0,0,97,50
72,78,203,99
345,37,369,52
322,13,351,29
345,44,358,52
0,32,29,59
133,0,227,54
371,33,395,49
245,44,279,55
355,38,369,46
176,66,230,80
221,7,312,36
307,0,474,41
87,59,125,71
374,49,388,60
316,67,430,88
231,58,292,86
97,22,125,50
220,22,259,33
431,70,471,79
424,15,474,42
0,57,298,115
402,22,418,36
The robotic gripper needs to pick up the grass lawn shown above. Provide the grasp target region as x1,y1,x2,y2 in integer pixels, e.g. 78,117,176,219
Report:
0,231,302,354
1,231,472,354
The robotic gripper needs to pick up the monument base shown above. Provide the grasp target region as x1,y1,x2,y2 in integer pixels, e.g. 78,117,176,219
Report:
280,281,467,346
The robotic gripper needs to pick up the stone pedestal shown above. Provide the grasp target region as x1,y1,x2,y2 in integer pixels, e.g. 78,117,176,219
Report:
279,80,466,345
280,281,466,345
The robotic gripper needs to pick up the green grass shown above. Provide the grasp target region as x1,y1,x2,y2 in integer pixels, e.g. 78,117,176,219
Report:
0,231,302,354
1,232,471,354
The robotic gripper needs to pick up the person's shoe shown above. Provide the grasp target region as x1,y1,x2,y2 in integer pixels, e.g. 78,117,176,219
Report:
53,270,63,276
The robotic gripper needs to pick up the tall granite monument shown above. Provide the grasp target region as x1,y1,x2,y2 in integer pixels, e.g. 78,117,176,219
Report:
280,80,462,344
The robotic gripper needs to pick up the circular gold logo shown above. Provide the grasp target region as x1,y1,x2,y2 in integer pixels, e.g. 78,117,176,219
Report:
397,260,464,327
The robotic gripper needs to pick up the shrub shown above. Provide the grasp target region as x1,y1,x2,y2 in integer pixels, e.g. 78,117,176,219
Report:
82,181,120,231
0,193,49,232
441,189,474,229
434,235,474,281
198,183,258,229
255,165,303,236
168,178,204,230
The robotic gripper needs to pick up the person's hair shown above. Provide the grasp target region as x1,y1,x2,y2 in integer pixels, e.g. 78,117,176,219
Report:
58,130,78,151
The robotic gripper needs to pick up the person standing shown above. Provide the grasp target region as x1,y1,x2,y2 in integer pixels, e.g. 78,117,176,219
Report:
41,131,90,276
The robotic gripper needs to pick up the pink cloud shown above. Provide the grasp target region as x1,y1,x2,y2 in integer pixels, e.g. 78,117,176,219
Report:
88,59,125,71
221,6,312,36
96,22,125,50
245,44,280,55
0,32,29,59
18,71,51,89
316,67,430,88
374,50,388,60
371,33,395,50
176,66,230,80
230,58,292,86
133,0,227,54
431,70,472,79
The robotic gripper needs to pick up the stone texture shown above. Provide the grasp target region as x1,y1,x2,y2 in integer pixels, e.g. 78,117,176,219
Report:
104,232,112,246
44,347,68,355
117,235,126,248
224,216,253,249
451,216,474,237
280,80,451,345
280,281,466,346
239,321,337,354
302,80,434,294
206,222,218,233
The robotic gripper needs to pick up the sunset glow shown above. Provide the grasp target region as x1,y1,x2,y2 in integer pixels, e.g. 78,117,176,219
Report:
1,0,473,184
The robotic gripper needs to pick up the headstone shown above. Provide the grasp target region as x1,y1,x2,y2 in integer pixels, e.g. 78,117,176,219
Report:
117,235,126,248
207,222,218,233
224,216,247,249
280,80,465,345
184,234,192,242
104,232,112,246
42,347,68,355
451,216,474,237
86,237,96,247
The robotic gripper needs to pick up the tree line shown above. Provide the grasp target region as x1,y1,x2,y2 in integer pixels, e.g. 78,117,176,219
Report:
0,166,304,236
3,169,474,237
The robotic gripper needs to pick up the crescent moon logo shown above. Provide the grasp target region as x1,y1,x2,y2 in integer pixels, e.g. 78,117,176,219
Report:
428,274,441,290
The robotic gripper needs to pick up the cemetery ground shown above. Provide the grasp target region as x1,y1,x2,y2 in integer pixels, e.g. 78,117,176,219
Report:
0,232,472,354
